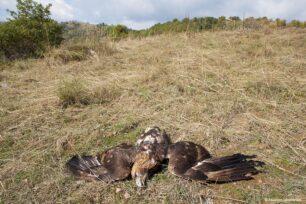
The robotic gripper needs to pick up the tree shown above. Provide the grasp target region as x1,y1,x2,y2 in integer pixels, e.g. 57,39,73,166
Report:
289,20,303,28
229,16,241,21
8,0,51,21
106,25,129,41
0,0,63,60
200,17,218,30
275,18,286,28
97,22,108,28
217,16,226,29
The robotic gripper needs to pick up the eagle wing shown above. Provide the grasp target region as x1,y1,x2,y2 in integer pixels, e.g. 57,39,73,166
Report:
66,143,136,182
166,141,211,177
167,141,263,182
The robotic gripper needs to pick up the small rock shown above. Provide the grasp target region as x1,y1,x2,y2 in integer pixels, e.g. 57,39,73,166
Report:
0,82,8,89
115,188,122,193
124,192,131,199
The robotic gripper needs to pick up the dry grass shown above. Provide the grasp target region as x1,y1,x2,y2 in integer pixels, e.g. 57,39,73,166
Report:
46,41,116,65
0,29,306,203
57,77,122,107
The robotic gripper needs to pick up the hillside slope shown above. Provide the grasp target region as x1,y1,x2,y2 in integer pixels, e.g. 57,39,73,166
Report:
0,29,305,203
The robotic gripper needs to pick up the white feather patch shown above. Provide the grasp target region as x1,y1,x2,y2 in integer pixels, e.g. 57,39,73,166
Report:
192,160,210,170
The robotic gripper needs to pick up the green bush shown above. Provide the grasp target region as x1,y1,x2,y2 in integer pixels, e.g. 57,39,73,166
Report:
0,0,63,60
57,79,90,107
57,78,122,107
276,18,286,28
288,20,304,28
104,24,129,41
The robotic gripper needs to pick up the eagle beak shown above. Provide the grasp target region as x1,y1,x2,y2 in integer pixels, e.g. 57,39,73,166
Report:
135,173,148,188
131,165,148,188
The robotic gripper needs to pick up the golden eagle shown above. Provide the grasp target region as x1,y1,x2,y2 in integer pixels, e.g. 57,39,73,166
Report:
66,127,263,187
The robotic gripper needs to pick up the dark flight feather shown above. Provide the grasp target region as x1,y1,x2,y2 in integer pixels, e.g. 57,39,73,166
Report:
167,141,263,183
66,143,136,182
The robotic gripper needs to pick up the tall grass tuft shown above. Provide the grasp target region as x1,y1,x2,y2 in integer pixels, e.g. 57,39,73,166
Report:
57,78,90,107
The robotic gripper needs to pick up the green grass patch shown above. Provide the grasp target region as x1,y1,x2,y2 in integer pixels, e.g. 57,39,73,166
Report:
101,128,141,149
57,78,122,107
14,167,44,185
138,88,152,100
0,137,14,165
245,81,293,101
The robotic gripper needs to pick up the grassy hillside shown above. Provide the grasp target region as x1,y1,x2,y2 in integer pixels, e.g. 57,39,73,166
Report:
0,29,305,203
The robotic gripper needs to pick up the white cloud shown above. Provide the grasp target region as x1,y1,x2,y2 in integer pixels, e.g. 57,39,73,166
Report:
0,0,74,21
0,0,14,9
1,0,306,28
36,0,75,21
253,0,306,20
121,19,157,30
0,0,16,20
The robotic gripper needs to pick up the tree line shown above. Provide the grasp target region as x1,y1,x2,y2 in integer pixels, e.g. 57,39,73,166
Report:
1,0,305,61
98,16,306,40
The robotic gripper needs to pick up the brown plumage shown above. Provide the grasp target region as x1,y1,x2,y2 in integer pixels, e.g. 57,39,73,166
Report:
136,126,170,161
167,141,263,182
66,127,170,186
132,126,171,187
66,127,263,187
66,143,136,182
131,151,159,187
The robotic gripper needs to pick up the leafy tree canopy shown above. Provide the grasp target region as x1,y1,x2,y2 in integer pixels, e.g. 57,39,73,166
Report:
0,0,63,60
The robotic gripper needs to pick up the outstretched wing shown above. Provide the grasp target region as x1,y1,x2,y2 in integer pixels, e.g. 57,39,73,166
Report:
167,141,211,176
167,141,263,182
98,143,136,181
66,143,136,182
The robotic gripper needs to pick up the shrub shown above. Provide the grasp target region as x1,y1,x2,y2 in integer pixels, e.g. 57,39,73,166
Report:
49,42,116,64
57,79,90,107
63,21,107,44
288,20,304,28
51,45,92,64
0,0,63,60
106,25,129,41
217,16,226,29
276,18,286,28
57,79,121,107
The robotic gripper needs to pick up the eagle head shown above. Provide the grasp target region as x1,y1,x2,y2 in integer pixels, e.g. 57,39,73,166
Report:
131,151,158,188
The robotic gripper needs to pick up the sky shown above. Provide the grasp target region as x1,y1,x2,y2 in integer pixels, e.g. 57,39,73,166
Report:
0,0,306,30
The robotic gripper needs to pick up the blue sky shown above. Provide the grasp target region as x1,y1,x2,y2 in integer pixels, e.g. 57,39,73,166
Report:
1,0,306,29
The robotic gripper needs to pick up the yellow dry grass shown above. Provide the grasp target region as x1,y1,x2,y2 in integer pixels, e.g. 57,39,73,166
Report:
0,29,306,203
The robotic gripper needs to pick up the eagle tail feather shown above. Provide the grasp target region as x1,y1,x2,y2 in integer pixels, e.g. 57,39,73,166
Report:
66,155,108,181
206,165,258,182
204,154,263,182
